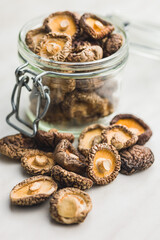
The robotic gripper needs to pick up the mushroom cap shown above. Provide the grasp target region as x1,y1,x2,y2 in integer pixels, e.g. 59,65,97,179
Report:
51,165,93,190
21,150,55,175
102,124,138,150
80,13,114,39
54,139,87,174
87,143,121,185
78,123,106,157
0,133,38,160
10,175,57,206
119,145,154,175
110,114,152,145
50,187,92,224
35,32,72,62
43,11,80,39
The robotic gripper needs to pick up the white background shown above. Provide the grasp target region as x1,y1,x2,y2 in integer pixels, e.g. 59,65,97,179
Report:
0,0,160,239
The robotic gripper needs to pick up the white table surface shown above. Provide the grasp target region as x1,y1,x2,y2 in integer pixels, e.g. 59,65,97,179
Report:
0,0,160,240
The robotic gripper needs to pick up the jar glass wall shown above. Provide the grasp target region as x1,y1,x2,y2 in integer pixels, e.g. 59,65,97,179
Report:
18,15,129,136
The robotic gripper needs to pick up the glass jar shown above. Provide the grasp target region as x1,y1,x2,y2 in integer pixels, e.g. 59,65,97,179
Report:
17,15,128,137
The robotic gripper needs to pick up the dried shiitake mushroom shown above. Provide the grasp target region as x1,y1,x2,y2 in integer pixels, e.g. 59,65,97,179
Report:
35,129,74,149
102,125,138,150
38,103,68,124
67,45,103,62
110,114,152,145
50,187,92,224
103,33,123,57
54,139,86,174
21,150,55,175
42,76,76,104
78,124,106,157
0,133,37,160
10,176,57,206
35,33,72,61
80,13,114,39
76,77,104,91
43,11,80,39
119,145,154,175
25,27,46,52
87,143,121,185
61,90,112,124
52,165,93,190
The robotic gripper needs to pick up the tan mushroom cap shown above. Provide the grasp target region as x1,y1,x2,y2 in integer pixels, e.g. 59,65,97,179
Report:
36,33,72,61
87,143,121,185
10,176,57,206
44,11,80,38
80,13,114,39
50,188,92,224
102,125,138,150
21,150,55,175
78,124,106,157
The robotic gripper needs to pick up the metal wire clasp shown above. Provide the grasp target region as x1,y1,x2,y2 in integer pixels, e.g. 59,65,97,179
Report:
6,62,50,137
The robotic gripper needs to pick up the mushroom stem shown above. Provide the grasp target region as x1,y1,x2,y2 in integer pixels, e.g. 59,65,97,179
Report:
94,20,104,30
29,182,41,192
60,20,69,31
97,158,111,173
34,155,48,166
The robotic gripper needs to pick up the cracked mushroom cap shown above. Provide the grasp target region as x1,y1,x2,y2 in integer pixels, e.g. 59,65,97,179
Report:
21,150,55,175
50,187,92,224
0,133,38,160
80,13,114,39
54,139,87,174
103,33,123,57
78,124,106,157
25,27,46,52
10,176,57,206
52,165,93,190
110,114,152,145
119,145,154,175
67,45,103,62
102,125,138,150
43,11,80,39
87,143,121,185
35,33,72,62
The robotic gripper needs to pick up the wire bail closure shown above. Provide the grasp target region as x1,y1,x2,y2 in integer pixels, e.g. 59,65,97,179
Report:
6,61,51,137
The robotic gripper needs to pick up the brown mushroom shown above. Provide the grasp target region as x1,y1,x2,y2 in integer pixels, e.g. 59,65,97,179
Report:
50,187,92,224
67,45,103,62
0,133,38,160
103,33,123,57
110,114,152,145
43,11,80,39
80,13,114,39
21,150,55,175
54,139,86,174
35,33,72,62
35,129,74,149
87,143,121,185
10,176,57,206
61,90,112,124
52,165,93,190
102,125,138,150
25,27,46,52
78,123,106,157
119,145,154,175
